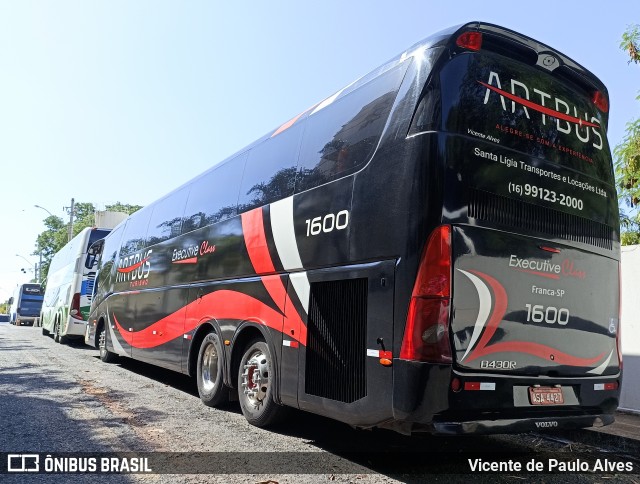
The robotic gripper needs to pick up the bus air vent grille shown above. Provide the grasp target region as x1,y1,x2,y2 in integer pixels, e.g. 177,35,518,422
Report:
468,188,614,250
305,278,367,403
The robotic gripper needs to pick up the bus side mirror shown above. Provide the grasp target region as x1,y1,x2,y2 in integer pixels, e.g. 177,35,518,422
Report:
85,254,96,270
8,297,13,305
85,239,105,269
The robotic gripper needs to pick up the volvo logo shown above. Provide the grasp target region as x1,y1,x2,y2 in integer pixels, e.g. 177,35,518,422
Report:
535,421,558,428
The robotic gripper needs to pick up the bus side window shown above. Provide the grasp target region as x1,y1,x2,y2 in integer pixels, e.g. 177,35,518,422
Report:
238,123,303,212
182,153,247,233
295,64,406,193
146,187,190,245
119,207,153,258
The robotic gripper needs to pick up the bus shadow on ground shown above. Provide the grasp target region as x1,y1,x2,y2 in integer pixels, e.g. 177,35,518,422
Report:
98,357,544,478
110,356,244,416
273,412,640,480
89,353,640,481
108,356,201,399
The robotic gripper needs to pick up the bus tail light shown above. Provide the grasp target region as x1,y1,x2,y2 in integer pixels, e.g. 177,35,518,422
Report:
456,31,483,51
592,91,609,113
70,292,84,320
400,225,452,363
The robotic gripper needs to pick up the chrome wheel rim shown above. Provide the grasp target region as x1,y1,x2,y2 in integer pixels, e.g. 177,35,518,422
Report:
99,329,106,357
241,348,270,410
201,342,219,392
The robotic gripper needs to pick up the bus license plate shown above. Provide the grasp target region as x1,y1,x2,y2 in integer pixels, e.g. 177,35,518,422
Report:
529,387,564,405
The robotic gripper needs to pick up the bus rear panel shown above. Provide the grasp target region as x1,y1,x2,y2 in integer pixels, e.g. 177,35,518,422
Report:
394,23,620,434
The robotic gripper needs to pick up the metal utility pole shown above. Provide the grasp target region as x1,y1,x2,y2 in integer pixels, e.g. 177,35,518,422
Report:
66,198,75,242
37,252,42,283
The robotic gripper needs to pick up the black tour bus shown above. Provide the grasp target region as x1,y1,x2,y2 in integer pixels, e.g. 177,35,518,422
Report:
86,22,621,434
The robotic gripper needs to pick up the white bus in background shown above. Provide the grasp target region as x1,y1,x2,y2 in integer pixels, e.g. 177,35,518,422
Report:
41,227,111,343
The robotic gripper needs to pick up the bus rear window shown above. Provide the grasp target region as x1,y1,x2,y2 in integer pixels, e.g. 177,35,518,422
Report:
439,53,612,182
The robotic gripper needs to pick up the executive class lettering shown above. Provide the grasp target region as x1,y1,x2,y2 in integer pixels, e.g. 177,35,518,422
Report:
509,255,586,279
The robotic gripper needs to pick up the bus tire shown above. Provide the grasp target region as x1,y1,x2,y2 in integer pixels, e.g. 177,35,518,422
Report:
237,339,287,427
98,325,117,363
53,320,67,344
196,332,229,408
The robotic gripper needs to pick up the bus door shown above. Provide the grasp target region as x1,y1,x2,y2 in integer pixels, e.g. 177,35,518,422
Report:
106,292,134,358
130,287,188,373
278,272,306,408
296,261,396,426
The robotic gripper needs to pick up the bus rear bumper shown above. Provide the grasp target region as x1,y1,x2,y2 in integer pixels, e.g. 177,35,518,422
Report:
64,317,87,337
432,413,615,435
391,359,620,435
16,316,37,326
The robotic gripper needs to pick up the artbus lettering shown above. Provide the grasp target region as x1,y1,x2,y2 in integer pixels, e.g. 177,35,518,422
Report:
84,22,621,436
116,250,153,283
480,71,604,150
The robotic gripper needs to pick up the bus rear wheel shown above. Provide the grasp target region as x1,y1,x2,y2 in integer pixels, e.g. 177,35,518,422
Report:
53,320,67,344
98,326,117,363
196,332,229,407
237,340,287,427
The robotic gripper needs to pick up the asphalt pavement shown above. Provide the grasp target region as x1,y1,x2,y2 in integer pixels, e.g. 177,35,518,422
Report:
589,410,640,444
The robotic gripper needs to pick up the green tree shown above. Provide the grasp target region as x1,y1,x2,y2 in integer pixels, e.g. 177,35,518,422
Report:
34,214,67,283
105,202,142,215
615,25,640,244
34,201,142,283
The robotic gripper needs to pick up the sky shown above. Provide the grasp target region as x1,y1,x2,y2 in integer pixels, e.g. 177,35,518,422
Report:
0,1,638,302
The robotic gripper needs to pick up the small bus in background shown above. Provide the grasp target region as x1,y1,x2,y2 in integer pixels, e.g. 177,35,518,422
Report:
9,283,44,326
41,227,110,343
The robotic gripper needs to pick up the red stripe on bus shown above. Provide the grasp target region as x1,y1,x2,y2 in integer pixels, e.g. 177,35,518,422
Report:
173,257,198,264
478,81,600,129
116,257,149,273
466,341,606,367
241,209,277,275
516,269,560,280
466,270,508,360
241,207,307,345
112,289,303,349
464,270,606,367
271,112,304,138
111,206,310,349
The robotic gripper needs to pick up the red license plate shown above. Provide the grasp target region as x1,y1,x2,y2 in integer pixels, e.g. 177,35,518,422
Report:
529,387,564,405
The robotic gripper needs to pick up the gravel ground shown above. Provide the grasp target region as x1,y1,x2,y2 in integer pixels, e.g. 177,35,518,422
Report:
0,324,638,483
